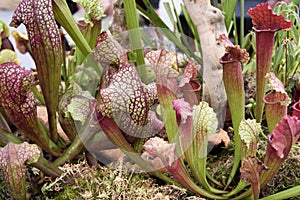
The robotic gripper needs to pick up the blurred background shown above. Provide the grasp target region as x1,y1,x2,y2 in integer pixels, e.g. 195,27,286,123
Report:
0,0,35,68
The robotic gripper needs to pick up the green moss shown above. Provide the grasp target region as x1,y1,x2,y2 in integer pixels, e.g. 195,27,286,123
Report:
41,159,201,200
0,172,11,200
261,148,300,199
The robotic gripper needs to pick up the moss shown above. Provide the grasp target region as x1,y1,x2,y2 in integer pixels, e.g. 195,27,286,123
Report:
0,172,11,200
41,159,205,200
261,147,300,199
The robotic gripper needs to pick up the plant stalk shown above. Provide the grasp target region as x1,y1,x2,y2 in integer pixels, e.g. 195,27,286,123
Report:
123,0,147,82
255,31,275,123
31,157,62,177
53,135,84,166
240,0,244,44
53,0,92,57
220,44,246,187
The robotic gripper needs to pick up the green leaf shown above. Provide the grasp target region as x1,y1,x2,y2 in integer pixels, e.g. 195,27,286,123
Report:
290,26,299,44
163,2,177,31
287,42,295,73
273,43,284,69
239,119,260,150
67,85,94,124
222,0,239,30
53,0,91,57
193,102,218,138
137,1,202,66
123,0,146,81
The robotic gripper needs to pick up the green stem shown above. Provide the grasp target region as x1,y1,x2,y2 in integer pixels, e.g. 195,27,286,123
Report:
68,54,76,79
31,157,62,177
231,188,253,200
233,13,239,45
123,0,146,82
196,156,227,194
53,0,91,57
0,128,62,177
221,58,245,187
30,85,45,105
223,181,249,197
0,127,22,146
240,0,244,45
189,134,226,194
259,185,300,200
53,135,84,166
76,20,102,66
206,172,223,188
137,1,202,66
61,35,68,89
103,121,224,199
38,120,62,153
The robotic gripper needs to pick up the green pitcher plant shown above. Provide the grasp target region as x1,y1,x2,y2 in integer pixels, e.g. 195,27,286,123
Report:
0,0,299,199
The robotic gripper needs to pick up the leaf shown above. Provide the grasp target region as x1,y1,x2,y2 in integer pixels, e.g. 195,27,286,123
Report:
260,116,300,188
210,128,230,148
58,83,83,141
98,63,158,138
0,62,36,127
145,49,180,98
292,100,300,119
239,119,260,150
68,91,94,123
193,102,218,138
178,60,201,88
53,0,91,57
218,34,249,64
143,137,177,167
240,157,267,200
145,48,179,82
93,31,128,89
172,98,193,125
268,116,300,159
73,0,104,23
273,43,284,69
248,2,293,31
0,142,40,200
222,0,239,30
0,62,57,155
93,31,128,70
239,119,260,158
10,0,63,142
265,72,291,105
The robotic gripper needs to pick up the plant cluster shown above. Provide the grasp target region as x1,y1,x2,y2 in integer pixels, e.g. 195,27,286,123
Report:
0,0,299,199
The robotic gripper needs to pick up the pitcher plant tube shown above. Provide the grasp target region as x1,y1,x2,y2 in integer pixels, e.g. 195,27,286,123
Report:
263,72,291,132
219,34,249,186
10,0,63,143
234,115,300,200
247,2,293,123
0,142,40,200
0,62,60,156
